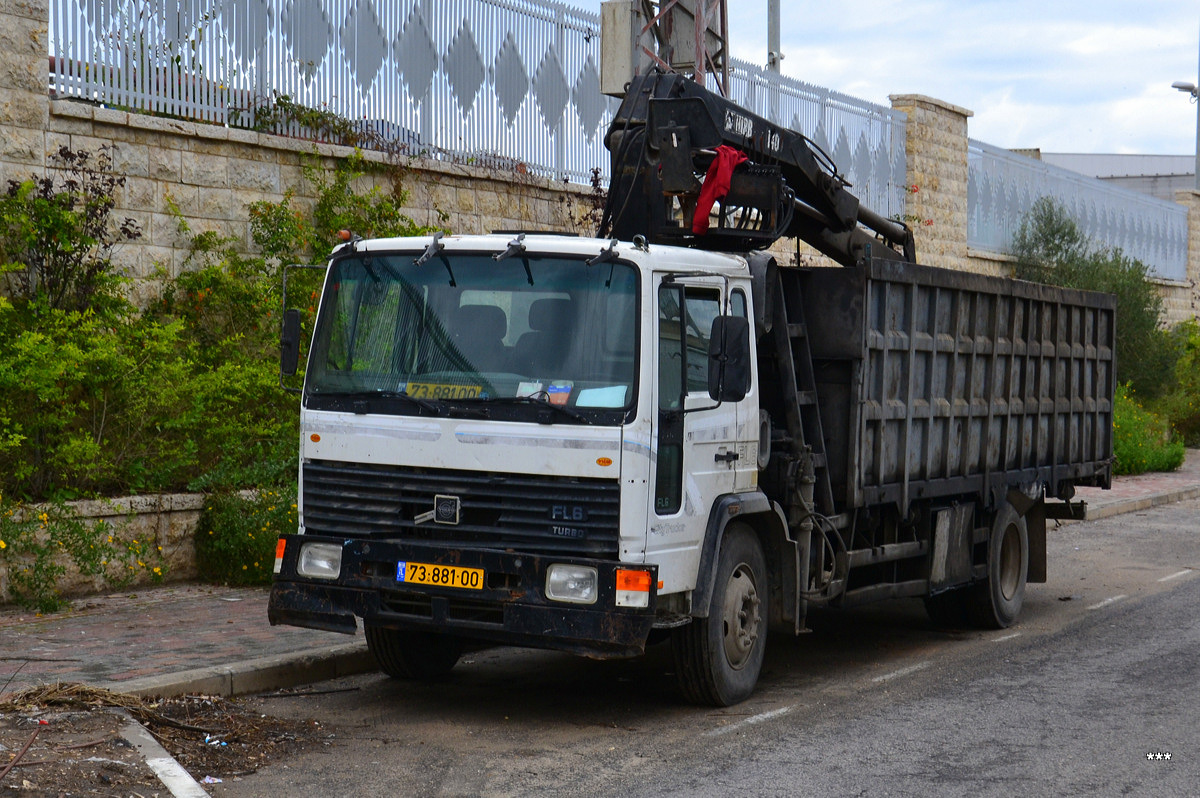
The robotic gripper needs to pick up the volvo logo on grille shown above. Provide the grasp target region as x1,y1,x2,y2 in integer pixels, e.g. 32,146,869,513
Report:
434,494,461,524
414,495,461,525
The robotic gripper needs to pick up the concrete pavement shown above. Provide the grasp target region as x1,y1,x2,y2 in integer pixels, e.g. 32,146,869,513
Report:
1,450,1196,700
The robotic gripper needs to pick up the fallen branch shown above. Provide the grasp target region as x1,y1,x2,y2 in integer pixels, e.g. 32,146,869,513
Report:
0,728,40,781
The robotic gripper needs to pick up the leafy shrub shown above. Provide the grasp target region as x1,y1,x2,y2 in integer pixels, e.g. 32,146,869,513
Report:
1113,384,1185,476
0,146,141,314
0,145,440,604
250,149,432,265
194,487,296,586
1150,320,1200,447
0,307,198,499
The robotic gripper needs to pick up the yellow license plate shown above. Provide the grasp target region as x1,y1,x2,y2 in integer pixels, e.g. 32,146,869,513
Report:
397,561,484,590
406,382,482,399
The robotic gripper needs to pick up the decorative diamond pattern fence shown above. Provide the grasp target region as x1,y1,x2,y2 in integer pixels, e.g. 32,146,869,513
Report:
48,0,906,209
968,140,1188,281
49,0,619,183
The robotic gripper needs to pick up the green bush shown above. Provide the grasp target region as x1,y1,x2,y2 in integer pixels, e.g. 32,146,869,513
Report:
1113,384,1185,476
0,146,141,315
194,487,296,586
0,306,195,499
0,145,441,604
1151,320,1200,447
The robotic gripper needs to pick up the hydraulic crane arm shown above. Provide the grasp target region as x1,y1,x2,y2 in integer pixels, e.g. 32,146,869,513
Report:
599,71,915,267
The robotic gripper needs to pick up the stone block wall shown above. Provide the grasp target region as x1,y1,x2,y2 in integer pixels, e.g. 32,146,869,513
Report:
0,0,49,185
0,494,203,604
45,99,595,303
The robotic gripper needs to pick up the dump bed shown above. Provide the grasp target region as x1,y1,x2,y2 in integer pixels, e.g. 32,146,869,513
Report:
793,259,1115,514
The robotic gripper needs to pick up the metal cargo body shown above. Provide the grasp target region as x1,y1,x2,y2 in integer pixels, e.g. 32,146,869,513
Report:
798,259,1116,513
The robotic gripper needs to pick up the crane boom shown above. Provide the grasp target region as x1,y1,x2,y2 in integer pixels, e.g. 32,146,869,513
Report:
600,70,915,267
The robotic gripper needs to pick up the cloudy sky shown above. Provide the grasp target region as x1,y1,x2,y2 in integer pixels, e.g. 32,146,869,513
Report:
583,1,1200,155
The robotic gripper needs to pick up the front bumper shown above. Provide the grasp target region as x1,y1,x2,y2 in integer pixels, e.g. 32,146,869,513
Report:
269,535,658,658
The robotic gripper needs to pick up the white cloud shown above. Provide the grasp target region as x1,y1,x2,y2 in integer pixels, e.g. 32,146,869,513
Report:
583,0,1199,154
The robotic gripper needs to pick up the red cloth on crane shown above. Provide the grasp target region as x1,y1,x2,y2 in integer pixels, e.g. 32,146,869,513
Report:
692,145,748,235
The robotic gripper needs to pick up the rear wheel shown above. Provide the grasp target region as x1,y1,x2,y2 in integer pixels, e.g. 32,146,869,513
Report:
967,503,1028,629
671,524,768,706
365,625,463,680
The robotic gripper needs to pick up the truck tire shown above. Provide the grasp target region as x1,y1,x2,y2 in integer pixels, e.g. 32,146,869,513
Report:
671,524,768,706
365,625,463,680
967,503,1028,629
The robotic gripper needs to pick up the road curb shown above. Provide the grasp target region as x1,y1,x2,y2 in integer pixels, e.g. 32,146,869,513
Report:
1084,486,1200,522
99,641,376,699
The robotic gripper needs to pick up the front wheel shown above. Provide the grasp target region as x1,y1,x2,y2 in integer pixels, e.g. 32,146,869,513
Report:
967,503,1028,629
365,625,463,680
671,524,768,706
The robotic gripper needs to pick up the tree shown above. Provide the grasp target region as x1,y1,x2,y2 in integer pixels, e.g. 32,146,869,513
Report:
1010,197,1174,399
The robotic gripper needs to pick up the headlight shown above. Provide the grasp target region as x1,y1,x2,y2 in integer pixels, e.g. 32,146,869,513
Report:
545,564,598,604
297,542,343,579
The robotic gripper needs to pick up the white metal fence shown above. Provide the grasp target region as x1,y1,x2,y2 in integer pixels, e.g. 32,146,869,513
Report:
968,140,1189,281
50,0,619,183
48,0,906,213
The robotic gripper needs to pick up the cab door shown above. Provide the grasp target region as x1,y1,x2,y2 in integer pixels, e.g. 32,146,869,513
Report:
648,277,741,593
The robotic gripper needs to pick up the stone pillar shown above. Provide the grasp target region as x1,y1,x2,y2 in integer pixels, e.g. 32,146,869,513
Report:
0,0,49,184
889,94,972,270
1173,188,1200,322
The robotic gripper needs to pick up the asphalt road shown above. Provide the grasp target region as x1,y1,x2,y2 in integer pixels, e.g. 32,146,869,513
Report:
218,499,1200,797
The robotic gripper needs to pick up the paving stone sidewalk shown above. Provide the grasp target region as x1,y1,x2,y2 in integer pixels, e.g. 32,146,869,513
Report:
1075,446,1200,518
1,450,1196,700
0,584,371,698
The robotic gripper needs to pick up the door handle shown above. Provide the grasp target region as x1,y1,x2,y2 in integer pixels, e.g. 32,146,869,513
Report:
714,450,740,463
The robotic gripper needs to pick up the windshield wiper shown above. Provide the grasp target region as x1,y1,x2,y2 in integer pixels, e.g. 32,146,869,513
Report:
493,233,534,285
321,390,448,416
413,232,455,285
468,395,594,425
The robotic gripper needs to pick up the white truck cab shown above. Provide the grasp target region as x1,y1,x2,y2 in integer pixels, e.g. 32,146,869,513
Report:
272,233,771,705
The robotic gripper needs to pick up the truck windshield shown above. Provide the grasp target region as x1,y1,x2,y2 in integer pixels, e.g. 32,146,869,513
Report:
305,251,639,419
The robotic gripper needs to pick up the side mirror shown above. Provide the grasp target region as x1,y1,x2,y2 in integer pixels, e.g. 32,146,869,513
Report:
707,315,751,402
281,308,302,376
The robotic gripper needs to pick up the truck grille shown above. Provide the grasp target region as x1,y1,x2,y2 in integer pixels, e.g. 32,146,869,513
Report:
302,459,621,559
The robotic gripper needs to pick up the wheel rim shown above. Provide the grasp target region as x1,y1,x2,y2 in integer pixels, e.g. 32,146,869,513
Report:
998,523,1021,601
721,562,761,670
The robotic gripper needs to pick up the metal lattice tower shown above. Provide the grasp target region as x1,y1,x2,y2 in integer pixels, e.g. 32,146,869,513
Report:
600,0,729,97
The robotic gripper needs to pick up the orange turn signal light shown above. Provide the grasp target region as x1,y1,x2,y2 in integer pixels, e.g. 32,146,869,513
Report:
615,569,652,592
